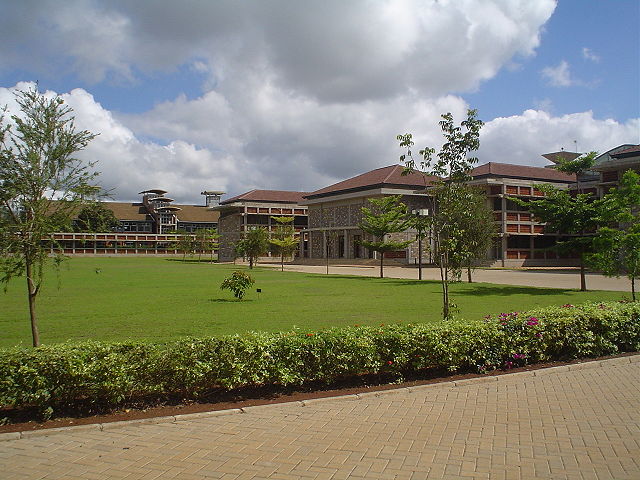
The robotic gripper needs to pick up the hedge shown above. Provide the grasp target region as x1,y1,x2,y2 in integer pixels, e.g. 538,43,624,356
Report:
1,301,638,419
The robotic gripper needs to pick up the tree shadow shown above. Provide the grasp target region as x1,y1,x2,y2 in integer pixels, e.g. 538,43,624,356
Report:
165,258,218,264
208,298,255,303
454,284,576,296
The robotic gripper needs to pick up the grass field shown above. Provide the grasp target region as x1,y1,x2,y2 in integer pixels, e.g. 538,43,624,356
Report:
0,257,627,348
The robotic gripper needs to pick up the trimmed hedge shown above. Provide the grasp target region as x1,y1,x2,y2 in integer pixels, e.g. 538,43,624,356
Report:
1,301,638,418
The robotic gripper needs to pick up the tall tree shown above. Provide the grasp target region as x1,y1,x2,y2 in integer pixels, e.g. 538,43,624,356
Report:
73,202,119,232
241,227,269,269
554,151,598,194
512,186,602,291
269,216,298,272
398,109,484,318
359,195,412,278
0,87,99,347
587,170,640,300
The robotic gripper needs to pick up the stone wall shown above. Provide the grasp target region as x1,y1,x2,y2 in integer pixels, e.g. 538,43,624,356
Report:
218,214,244,261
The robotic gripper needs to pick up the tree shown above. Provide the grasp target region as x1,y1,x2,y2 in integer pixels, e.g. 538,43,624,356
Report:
452,186,497,283
554,151,598,194
0,87,99,347
398,109,484,318
73,202,119,232
512,185,602,291
359,195,412,278
241,227,269,269
174,230,196,261
195,228,220,263
587,170,640,300
220,270,255,300
269,216,298,272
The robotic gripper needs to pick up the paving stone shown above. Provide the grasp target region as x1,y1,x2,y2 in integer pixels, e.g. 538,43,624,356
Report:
0,356,638,479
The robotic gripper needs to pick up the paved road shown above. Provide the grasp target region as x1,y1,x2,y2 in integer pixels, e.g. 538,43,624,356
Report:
2,356,638,479
258,263,633,293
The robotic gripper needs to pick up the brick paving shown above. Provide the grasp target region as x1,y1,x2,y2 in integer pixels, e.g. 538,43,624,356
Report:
1,356,639,479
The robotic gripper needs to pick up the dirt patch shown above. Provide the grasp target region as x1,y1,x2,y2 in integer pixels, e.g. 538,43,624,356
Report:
1,352,636,434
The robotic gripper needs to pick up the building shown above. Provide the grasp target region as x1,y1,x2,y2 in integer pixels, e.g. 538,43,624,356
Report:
591,144,640,195
214,190,309,261
467,162,576,266
301,164,439,263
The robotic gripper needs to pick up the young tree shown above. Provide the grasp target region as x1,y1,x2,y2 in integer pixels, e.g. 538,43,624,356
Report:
512,185,602,291
398,109,484,318
269,216,298,272
0,87,99,347
452,186,497,283
587,170,640,300
359,195,412,278
195,228,220,262
73,202,119,232
242,227,269,269
174,230,196,261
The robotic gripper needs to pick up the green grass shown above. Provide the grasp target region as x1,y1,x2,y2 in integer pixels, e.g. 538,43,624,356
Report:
0,257,626,348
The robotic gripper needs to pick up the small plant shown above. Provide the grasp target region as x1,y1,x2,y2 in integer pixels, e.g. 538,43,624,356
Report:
220,271,255,300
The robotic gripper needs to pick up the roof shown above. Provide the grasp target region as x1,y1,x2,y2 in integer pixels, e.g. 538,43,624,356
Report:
305,164,439,199
611,145,640,158
220,189,309,205
104,202,152,221
174,205,220,223
470,162,575,183
541,151,581,164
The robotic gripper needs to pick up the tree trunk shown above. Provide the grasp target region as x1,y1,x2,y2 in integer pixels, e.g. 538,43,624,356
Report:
632,276,636,302
249,256,254,269
467,264,472,283
579,255,587,291
25,261,40,347
281,253,284,272
379,253,384,278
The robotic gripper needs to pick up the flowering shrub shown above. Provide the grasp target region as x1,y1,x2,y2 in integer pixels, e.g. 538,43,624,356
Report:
0,301,638,419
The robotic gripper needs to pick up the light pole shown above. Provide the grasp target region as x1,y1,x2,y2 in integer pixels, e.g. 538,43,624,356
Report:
411,209,429,280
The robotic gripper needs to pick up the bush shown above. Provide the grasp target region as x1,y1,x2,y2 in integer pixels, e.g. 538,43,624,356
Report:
220,271,255,299
0,301,638,418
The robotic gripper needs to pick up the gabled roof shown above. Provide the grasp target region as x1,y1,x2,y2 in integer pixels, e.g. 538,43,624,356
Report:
220,189,308,205
104,202,152,221
470,162,575,183
174,205,220,223
304,164,439,199
103,202,219,223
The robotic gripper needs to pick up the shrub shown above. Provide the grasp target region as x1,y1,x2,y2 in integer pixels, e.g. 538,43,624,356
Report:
0,301,638,419
220,271,255,299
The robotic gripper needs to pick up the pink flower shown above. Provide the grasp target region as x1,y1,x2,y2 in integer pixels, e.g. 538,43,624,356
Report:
526,317,539,326
387,361,393,365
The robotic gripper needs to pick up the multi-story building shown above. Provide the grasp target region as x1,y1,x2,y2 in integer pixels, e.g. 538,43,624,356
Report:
214,190,309,261
301,164,438,263
592,144,640,194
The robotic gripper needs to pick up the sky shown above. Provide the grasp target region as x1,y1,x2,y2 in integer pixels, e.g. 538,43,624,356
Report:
0,0,638,204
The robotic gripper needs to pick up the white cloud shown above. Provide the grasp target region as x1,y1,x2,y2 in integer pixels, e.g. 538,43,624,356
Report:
541,60,574,87
479,110,640,165
582,47,600,62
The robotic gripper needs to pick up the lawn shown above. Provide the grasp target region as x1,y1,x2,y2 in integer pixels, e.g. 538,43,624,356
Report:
0,257,626,348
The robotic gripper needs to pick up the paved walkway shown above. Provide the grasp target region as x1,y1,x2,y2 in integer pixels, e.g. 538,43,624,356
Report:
258,263,633,292
2,356,638,479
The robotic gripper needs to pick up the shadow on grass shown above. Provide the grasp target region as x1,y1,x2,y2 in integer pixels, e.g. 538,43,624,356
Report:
208,298,255,303
454,284,575,296
165,258,218,264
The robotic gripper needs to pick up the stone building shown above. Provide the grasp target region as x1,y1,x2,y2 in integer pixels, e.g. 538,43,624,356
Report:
301,165,438,263
214,190,309,261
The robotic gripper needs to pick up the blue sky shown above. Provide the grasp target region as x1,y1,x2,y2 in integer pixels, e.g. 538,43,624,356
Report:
0,0,638,203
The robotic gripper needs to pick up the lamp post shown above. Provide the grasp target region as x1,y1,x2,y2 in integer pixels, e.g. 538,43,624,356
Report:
411,209,429,280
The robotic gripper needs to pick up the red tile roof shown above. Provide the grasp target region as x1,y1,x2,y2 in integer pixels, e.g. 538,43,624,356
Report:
470,162,575,182
220,189,309,205
305,164,439,199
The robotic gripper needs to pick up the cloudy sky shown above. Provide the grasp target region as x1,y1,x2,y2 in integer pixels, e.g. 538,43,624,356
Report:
1,0,638,204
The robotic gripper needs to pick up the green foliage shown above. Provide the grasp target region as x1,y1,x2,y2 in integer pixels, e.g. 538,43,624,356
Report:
588,170,640,300
220,270,255,299
269,216,298,271
195,228,220,262
554,151,597,194
359,195,412,278
0,86,99,347
512,184,603,291
240,227,269,269
73,202,120,233
1,301,637,419
399,110,484,318
173,230,197,260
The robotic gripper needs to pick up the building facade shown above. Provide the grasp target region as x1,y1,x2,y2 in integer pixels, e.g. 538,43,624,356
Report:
214,190,309,261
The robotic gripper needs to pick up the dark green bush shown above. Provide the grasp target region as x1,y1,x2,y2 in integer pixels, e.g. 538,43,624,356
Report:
1,301,638,418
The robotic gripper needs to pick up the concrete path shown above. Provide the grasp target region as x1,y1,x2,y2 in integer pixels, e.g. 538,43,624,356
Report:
258,263,634,293
2,356,638,479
